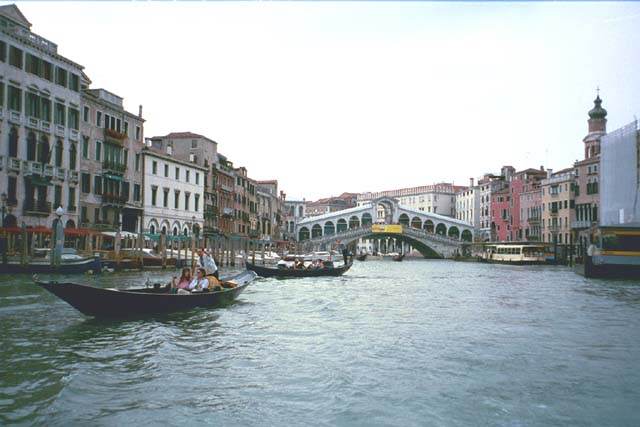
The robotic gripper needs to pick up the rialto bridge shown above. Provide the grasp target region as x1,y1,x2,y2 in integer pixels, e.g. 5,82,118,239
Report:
294,197,475,258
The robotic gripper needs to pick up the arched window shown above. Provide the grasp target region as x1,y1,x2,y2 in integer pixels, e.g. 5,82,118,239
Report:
411,217,422,229
69,143,77,170
8,127,18,157
435,223,447,236
336,219,347,233
27,132,37,161
324,221,335,236
424,220,434,233
448,226,460,239
399,214,410,226
150,225,156,234
37,134,49,163
299,227,310,241
349,216,360,229
361,213,372,226
311,224,322,238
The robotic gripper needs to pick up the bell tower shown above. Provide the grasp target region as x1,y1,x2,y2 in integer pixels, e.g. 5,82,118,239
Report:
584,90,607,159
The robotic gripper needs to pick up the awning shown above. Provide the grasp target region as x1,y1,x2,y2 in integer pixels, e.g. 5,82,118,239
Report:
103,174,123,182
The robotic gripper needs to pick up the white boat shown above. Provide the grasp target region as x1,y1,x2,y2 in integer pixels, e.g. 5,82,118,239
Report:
480,244,547,265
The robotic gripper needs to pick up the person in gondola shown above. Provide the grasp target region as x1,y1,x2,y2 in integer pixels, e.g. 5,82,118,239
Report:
198,248,219,279
342,247,350,265
171,268,192,293
188,268,211,292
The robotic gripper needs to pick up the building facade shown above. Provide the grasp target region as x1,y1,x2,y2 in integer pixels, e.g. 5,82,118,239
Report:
541,168,575,245
573,95,607,248
519,183,542,241
213,153,236,236
1,4,83,229
283,199,306,241
142,146,206,237
233,166,258,237
79,88,144,233
477,172,508,241
305,192,358,217
256,180,285,242
455,178,480,228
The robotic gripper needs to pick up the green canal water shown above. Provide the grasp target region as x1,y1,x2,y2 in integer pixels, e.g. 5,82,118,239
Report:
1,260,639,426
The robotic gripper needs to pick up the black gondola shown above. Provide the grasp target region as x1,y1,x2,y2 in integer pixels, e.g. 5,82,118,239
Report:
355,254,367,262
35,271,257,318
392,254,405,262
246,261,352,278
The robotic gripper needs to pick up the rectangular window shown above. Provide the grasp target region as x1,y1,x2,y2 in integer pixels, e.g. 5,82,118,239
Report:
0,83,3,107
195,194,200,212
26,92,39,118
104,113,110,129
68,108,79,130
54,103,65,126
55,67,68,87
135,154,140,172
186,170,190,183
152,161,157,175
174,191,180,209
69,74,80,92
124,121,129,135
42,60,53,81
185,193,190,211
7,176,17,203
123,149,128,167
151,187,158,206
68,187,76,209
81,206,88,224
116,118,121,132
195,172,199,185
191,139,198,148
94,176,102,195
9,45,23,68
175,167,180,180
83,106,89,122
81,173,91,193
164,164,169,177
0,40,5,62
40,98,51,122
96,111,102,127
163,189,169,208
94,207,100,224
122,182,130,202
54,185,62,209
95,141,101,161
26,53,41,75
69,144,77,170
135,126,141,141
8,85,21,111
82,137,89,159
133,184,141,202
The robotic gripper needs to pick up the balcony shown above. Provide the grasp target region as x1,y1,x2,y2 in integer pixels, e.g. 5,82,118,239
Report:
104,128,127,146
571,220,593,229
220,183,234,193
549,208,559,216
22,161,43,176
43,164,54,178
55,124,65,137
548,225,561,233
68,170,79,183
102,160,127,175
67,205,77,213
8,110,22,124
40,121,51,133
23,200,51,216
54,167,66,181
102,192,128,206
69,129,79,141
8,157,21,173
26,116,39,130
527,216,541,224
222,207,234,217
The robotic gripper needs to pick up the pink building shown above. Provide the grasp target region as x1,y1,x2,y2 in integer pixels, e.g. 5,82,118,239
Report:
519,183,542,241
491,188,511,241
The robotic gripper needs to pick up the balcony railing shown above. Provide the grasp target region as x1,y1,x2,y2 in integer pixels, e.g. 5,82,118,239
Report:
40,121,51,133
571,220,593,229
69,129,79,141
54,167,66,181
68,170,79,182
549,208,559,215
104,128,127,145
102,192,128,205
22,161,43,176
27,116,39,129
23,200,51,216
102,160,127,174
67,205,77,213
43,164,54,178
8,157,21,172
55,124,65,137
9,110,21,124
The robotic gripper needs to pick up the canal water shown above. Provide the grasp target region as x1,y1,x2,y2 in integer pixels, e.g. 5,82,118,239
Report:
1,260,639,426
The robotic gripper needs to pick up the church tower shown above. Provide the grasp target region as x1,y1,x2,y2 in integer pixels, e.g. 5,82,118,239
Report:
584,92,607,159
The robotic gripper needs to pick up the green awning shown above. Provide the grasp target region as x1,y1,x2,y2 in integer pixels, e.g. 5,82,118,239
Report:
104,173,123,182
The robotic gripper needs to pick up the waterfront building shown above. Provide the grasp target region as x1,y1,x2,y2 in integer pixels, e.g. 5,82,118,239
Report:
233,166,258,237
490,187,511,241
0,4,84,229
357,183,463,219
305,192,358,217
256,180,285,242
477,172,508,241
283,199,306,241
541,168,575,245
147,132,219,238
79,89,144,233
455,178,480,229
214,153,236,237
573,95,606,249
141,144,206,236
519,182,542,241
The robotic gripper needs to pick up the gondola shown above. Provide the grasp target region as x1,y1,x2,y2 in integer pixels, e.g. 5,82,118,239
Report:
392,254,405,262
355,254,367,262
246,261,352,278
34,271,257,318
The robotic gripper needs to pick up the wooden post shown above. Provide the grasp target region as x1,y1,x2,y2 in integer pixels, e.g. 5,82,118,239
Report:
160,233,166,269
190,236,196,269
261,242,266,266
20,224,27,267
231,239,235,267
252,240,256,264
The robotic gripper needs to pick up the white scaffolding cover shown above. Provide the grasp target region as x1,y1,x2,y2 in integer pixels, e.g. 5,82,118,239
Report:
600,120,640,226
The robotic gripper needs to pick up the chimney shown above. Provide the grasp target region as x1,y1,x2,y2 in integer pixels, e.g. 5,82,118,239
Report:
469,177,474,188
546,168,553,178
138,105,143,118
540,165,544,171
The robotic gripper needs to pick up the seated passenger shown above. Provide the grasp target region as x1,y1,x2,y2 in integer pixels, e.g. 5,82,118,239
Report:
188,268,210,291
172,268,192,291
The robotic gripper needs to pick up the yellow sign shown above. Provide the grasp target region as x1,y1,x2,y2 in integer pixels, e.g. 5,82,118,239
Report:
371,224,403,234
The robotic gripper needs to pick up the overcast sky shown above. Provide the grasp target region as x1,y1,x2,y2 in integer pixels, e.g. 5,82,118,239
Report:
14,1,640,200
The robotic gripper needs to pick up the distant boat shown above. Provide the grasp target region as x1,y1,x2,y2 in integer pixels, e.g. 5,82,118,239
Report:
0,248,101,274
356,253,367,261
35,271,257,317
392,253,405,262
479,243,547,265
246,261,352,278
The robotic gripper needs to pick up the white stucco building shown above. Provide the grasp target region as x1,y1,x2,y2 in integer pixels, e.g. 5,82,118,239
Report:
455,179,480,227
142,145,207,236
